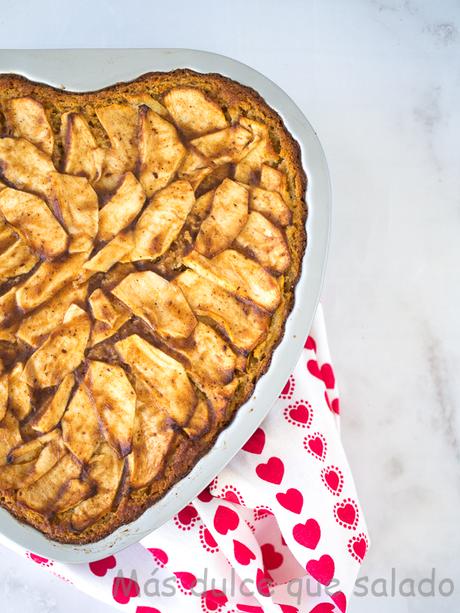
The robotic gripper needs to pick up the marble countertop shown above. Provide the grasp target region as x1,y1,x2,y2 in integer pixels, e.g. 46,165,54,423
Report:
0,0,459,611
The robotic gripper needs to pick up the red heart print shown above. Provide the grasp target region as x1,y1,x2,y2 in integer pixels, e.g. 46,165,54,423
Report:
254,505,273,520
112,577,140,604
242,427,266,454
200,526,218,552
321,466,344,496
276,488,303,514
305,335,316,351
331,590,347,612
202,589,228,611
334,499,359,529
233,540,256,565
280,606,299,613
175,504,199,530
283,401,313,428
324,391,340,414
293,518,321,549
306,554,335,586
279,375,295,400
27,552,52,566
307,360,335,389
222,486,245,505
255,568,271,596
136,607,161,613
89,555,116,577
348,533,368,562
304,433,327,461
309,604,334,613
214,505,240,535
198,487,213,502
256,456,284,484
261,543,283,570
237,605,264,613
174,571,197,590
147,547,168,567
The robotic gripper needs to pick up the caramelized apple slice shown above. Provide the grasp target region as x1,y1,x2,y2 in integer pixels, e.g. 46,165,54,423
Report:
84,360,136,458
0,216,17,252
260,164,290,203
191,125,254,165
234,117,277,183
16,252,88,313
0,435,65,490
88,289,130,346
53,478,93,514
174,269,270,353
4,97,54,156
48,172,99,254
0,187,68,259
115,334,197,427
98,172,145,242
0,374,7,422
28,373,75,434
7,429,60,463
137,105,186,197
8,363,32,421
70,442,125,531
163,87,228,137
249,186,292,227
17,281,88,348
96,103,139,167
61,383,100,462
17,453,83,513
183,249,280,312
61,112,104,183
112,270,197,340
0,137,54,197
123,92,168,116
22,304,91,388
0,237,38,281
183,399,211,439
178,148,213,190
0,410,22,464
132,179,195,260
84,230,133,273
234,211,290,275
195,179,248,257
128,383,174,489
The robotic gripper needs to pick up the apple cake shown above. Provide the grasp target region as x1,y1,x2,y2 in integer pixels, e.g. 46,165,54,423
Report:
0,69,306,543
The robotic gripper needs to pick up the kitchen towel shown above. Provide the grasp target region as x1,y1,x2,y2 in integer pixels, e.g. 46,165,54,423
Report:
1,305,369,613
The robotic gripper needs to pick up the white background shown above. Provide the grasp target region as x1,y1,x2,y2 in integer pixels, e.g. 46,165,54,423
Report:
0,0,459,611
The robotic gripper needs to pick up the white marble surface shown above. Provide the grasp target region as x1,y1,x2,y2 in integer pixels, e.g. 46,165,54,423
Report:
0,0,459,611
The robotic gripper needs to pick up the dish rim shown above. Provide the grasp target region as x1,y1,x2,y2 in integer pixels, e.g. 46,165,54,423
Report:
0,48,331,563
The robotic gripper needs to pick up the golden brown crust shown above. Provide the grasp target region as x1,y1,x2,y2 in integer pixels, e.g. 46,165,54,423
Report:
0,69,307,544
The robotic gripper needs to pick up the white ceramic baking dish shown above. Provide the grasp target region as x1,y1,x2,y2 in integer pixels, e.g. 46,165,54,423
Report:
0,49,331,562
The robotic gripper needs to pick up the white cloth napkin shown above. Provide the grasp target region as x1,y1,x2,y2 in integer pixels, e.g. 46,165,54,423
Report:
1,305,369,613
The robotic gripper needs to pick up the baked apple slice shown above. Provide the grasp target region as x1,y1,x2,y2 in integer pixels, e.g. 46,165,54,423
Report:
0,187,68,260
234,211,290,275
61,112,105,183
138,105,186,197
195,178,248,257
96,103,139,170
22,304,91,388
132,179,195,260
97,172,145,242
259,163,290,203
183,398,211,440
48,172,99,254
0,410,22,464
249,186,292,227
111,270,197,340
61,383,100,463
234,117,277,183
0,237,38,281
70,442,125,531
17,282,88,348
191,124,254,165
84,230,133,273
178,148,213,190
28,373,75,434
8,363,32,421
163,87,228,137
183,249,281,312
0,137,54,198
88,288,131,346
4,97,54,156
115,334,197,427
0,216,17,251
0,374,7,422
174,269,270,353
84,360,136,458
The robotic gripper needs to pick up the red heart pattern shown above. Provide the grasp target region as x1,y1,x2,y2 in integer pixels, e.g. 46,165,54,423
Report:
305,335,317,351
255,568,271,596
279,375,295,400
306,554,335,586
202,589,228,611
136,607,162,613
334,498,359,530
89,555,117,577
331,590,347,612
174,571,197,592
26,552,53,567
214,505,240,535
293,518,321,550
283,400,313,428
348,533,368,563
324,391,340,414
304,433,327,461
233,540,256,565
199,526,219,553
307,360,335,389
242,427,266,455
321,466,344,496
261,543,283,570
309,604,334,613
147,548,168,567
237,605,264,613
112,577,140,604
256,456,285,484
174,504,199,531
276,488,303,514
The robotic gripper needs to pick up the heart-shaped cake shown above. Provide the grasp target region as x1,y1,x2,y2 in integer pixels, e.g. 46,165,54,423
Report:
0,69,306,543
